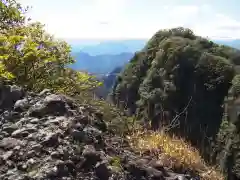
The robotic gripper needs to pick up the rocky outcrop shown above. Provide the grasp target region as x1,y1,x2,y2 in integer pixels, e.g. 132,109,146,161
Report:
0,83,25,112
0,84,200,180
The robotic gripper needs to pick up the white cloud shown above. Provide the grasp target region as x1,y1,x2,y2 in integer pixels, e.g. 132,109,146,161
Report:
158,4,240,39
18,1,240,39
92,0,127,23
194,12,240,39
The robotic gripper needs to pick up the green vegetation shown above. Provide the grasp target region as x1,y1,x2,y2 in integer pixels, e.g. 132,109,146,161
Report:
0,0,102,96
230,74,240,98
111,27,240,167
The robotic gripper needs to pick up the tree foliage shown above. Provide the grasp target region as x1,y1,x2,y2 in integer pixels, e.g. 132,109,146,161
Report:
230,74,240,98
111,27,238,161
0,0,102,96
0,0,27,31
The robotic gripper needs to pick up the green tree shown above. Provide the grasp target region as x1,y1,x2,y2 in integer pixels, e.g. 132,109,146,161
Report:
0,0,27,32
0,0,102,95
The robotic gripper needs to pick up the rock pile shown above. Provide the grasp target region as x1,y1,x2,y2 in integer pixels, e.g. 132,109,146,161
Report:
0,84,199,180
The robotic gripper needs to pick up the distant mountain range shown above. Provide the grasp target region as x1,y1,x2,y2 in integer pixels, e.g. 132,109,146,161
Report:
68,39,240,55
79,40,146,55
68,39,147,55
68,40,145,74
70,51,133,74
95,66,124,98
214,39,240,49
68,39,240,75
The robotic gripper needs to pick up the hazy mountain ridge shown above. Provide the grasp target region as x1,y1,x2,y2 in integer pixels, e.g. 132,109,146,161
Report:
69,39,240,54
215,39,240,49
69,39,147,55
70,51,133,74
69,38,240,74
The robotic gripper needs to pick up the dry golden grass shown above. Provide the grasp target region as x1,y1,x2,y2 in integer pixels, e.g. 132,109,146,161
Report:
127,130,225,180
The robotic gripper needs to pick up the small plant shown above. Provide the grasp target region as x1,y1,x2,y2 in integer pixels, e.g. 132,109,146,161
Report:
109,156,123,172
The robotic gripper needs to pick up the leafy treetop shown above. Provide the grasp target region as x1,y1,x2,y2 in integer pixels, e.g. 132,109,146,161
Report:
0,0,102,96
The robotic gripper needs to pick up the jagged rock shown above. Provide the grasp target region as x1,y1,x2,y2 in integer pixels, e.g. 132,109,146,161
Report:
81,145,101,170
82,145,98,158
14,98,29,112
0,85,25,112
0,138,23,150
11,127,37,138
71,129,85,142
28,94,74,117
51,151,61,159
1,110,21,123
41,132,59,147
39,89,52,96
70,122,84,131
29,118,39,124
126,159,165,180
1,150,13,161
15,117,30,126
52,160,75,177
149,160,165,171
31,144,42,152
83,125,102,143
1,124,18,134
45,116,67,125
176,175,188,180
95,161,112,180
26,158,36,167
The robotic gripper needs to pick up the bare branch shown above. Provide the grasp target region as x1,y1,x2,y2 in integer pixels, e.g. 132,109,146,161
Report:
163,96,193,132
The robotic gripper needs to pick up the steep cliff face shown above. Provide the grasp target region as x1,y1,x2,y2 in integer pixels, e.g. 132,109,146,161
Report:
112,27,238,159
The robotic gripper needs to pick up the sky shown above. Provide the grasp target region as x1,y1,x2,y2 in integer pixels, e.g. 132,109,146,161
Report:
18,0,240,40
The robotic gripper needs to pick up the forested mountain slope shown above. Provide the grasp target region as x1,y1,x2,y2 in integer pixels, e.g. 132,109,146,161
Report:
111,27,240,179
112,27,238,131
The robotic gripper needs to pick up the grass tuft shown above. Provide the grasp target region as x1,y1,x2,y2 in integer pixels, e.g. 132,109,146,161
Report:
128,130,225,180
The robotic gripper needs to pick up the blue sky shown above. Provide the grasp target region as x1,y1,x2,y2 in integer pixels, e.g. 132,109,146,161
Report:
19,0,240,40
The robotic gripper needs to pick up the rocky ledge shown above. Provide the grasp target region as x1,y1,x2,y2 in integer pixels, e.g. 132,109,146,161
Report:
0,84,199,180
